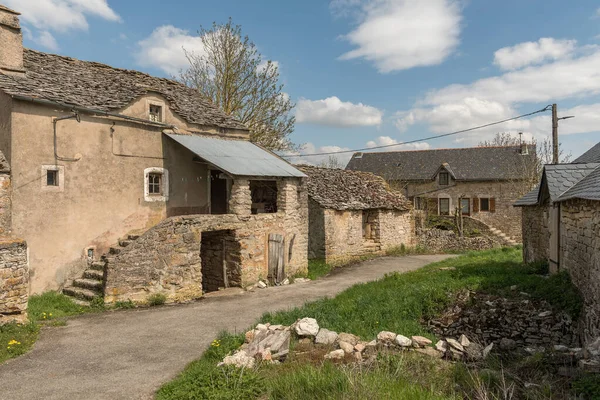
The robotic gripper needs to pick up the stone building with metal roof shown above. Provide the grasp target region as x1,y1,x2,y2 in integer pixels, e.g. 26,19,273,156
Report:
298,165,414,263
515,142,600,344
346,145,536,241
0,5,307,305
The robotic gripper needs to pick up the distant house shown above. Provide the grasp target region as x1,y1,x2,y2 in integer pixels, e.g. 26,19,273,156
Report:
0,4,307,306
515,142,600,343
346,146,536,241
298,165,414,263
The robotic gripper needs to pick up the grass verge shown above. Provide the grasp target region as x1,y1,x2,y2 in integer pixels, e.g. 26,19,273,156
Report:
159,247,584,399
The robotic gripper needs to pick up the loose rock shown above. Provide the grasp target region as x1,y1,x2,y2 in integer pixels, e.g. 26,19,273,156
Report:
435,340,447,353
295,318,320,337
377,331,397,343
483,343,494,358
219,351,255,368
338,333,360,346
324,349,345,360
411,336,432,347
395,334,412,347
459,334,471,347
257,281,267,289
499,338,516,351
315,328,338,345
339,341,354,354
446,338,464,352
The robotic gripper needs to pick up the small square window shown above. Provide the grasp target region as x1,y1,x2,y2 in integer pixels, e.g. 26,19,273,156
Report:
480,198,490,212
439,172,449,186
47,169,58,186
148,173,162,195
149,104,162,122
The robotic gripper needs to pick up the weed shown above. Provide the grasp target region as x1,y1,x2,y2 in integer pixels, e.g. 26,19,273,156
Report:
113,300,136,309
0,322,39,363
28,291,90,322
573,374,600,399
147,293,167,306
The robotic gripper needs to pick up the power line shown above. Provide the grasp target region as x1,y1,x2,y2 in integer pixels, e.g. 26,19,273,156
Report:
285,105,553,158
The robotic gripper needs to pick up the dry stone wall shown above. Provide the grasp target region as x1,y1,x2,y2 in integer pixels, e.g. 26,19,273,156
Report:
378,209,415,249
560,199,600,345
0,238,28,324
104,178,307,304
522,205,550,263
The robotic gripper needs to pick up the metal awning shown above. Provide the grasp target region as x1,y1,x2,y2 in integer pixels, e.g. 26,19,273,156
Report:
165,133,306,178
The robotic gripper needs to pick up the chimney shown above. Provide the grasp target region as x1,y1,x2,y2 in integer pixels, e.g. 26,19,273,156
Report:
0,4,25,77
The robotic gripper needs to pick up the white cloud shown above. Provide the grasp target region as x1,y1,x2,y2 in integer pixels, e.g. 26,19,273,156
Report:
337,0,462,73
366,136,431,150
5,0,120,32
257,60,280,73
493,38,576,70
282,142,353,166
34,31,59,51
296,96,383,127
136,25,206,75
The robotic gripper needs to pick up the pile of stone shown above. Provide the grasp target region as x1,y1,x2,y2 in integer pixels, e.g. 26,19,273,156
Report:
429,291,578,349
219,323,291,368
434,334,492,361
418,229,502,252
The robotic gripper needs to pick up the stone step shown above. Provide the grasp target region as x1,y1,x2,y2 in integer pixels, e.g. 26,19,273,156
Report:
109,247,121,255
73,278,104,291
63,287,100,301
70,298,91,307
127,234,140,241
89,261,106,271
118,239,132,248
83,269,104,280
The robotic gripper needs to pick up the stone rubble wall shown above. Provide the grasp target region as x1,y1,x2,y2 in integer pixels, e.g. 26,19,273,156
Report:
0,173,11,235
104,178,307,304
560,199,600,344
377,209,415,250
0,238,28,325
200,230,241,292
522,205,550,264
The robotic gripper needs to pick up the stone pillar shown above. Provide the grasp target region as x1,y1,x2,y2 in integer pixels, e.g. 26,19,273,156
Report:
277,179,297,212
0,238,28,325
229,179,252,216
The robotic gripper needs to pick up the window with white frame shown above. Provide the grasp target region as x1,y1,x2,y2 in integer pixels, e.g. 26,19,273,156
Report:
149,104,163,122
41,165,65,192
439,198,450,215
144,167,169,202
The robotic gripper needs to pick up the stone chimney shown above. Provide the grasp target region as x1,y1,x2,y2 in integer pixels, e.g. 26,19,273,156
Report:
0,4,25,77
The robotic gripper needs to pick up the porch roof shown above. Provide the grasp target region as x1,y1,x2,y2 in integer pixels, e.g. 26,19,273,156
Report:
165,133,306,178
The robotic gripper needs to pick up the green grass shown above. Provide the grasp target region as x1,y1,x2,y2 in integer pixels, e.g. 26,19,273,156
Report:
147,293,167,306
0,322,39,363
307,259,333,280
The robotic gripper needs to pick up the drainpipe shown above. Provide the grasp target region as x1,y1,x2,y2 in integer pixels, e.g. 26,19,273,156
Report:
52,112,82,162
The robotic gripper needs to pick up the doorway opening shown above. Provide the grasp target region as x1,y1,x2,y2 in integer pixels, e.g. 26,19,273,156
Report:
210,170,228,214
200,230,241,292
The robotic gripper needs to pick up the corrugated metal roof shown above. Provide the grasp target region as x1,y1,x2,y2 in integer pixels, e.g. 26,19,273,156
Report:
165,133,306,178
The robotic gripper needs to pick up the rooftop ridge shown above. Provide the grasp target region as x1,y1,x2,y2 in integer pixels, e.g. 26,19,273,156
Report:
354,144,532,155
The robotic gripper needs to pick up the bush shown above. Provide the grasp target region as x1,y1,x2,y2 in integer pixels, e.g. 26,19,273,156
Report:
147,293,167,306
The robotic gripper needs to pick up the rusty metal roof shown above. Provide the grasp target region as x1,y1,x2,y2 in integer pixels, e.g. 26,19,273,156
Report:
165,133,305,178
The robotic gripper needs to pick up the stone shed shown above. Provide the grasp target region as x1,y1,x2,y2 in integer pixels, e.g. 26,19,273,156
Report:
298,166,414,264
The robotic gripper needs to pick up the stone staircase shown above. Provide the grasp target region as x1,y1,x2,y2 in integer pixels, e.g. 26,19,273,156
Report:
63,234,140,306
487,227,518,246
363,239,382,253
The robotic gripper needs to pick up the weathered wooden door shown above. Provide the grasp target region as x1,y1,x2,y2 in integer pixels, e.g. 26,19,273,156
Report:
549,204,560,273
268,233,284,284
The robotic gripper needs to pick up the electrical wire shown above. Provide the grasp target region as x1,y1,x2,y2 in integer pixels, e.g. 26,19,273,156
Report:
284,105,553,158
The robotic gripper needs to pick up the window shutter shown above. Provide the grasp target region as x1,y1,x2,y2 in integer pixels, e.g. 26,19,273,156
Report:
473,197,479,213
490,198,496,213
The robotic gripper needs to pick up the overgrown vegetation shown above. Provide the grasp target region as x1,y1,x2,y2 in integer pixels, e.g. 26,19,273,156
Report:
159,247,588,399
147,293,167,306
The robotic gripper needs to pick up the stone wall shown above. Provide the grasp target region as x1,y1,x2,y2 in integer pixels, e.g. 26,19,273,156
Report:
402,179,524,240
104,177,307,304
315,206,414,264
522,205,550,263
560,199,600,344
0,238,28,324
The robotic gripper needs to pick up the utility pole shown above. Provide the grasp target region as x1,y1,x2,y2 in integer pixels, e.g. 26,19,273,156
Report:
552,104,558,164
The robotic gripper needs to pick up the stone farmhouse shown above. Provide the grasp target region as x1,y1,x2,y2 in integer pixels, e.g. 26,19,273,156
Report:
298,165,414,264
0,4,307,307
346,145,536,242
515,142,600,344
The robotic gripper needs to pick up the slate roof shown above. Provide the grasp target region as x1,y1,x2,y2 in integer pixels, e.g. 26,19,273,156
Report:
0,49,247,131
297,165,411,211
513,186,540,206
345,146,535,181
556,165,600,202
572,142,600,164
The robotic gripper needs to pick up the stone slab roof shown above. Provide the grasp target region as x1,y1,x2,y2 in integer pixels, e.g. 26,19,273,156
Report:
573,142,600,164
0,49,247,131
297,165,411,211
557,165,600,202
514,186,540,207
345,146,535,181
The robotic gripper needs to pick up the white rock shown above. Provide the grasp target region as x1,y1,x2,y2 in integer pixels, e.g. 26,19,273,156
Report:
483,343,494,358
324,349,345,360
459,334,471,348
435,340,447,352
485,301,495,306
377,331,397,343
538,311,552,318
281,278,290,285
294,278,311,283
411,336,433,348
366,340,377,347
257,281,267,289
295,317,320,337
268,324,284,331
395,335,412,347
446,338,464,352
554,345,569,352
339,341,354,354
315,328,338,345
255,324,268,331
219,350,255,368
338,333,360,346
510,285,517,291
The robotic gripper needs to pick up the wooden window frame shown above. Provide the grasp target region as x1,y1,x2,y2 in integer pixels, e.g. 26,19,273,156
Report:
439,198,450,215
148,173,162,195
149,104,163,122
478,197,496,213
439,172,449,186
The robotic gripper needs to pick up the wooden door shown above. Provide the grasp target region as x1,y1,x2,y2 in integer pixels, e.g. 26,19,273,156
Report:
549,204,560,274
268,233,284,284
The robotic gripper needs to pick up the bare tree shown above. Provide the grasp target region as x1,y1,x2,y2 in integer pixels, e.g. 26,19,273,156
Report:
180,19,295,151
318,155,343,169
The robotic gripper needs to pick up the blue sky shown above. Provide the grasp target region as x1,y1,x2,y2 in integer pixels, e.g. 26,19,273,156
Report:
8,0,600,164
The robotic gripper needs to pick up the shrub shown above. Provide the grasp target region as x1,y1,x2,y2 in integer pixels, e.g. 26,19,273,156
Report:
147,293,167,306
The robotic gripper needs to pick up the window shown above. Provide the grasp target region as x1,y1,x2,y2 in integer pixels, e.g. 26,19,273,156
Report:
439,198,450,215
439,172,449,186
148,173,162,195
250,180,278,214
149,104,162,122
46,169,58,186
414,197,424,210
480,198,490,212
460,198,470,215
144,167,169,202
